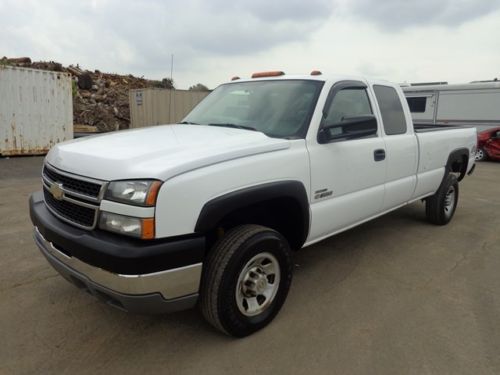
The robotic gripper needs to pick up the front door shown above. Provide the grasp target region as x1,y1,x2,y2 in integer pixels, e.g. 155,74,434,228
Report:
307,81,386,242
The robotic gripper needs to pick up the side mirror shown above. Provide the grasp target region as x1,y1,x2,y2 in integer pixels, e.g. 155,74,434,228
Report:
494,131,500,139
318,115,378,143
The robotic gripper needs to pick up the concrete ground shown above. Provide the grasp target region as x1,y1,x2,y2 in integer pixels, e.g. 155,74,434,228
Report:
1,156,499,375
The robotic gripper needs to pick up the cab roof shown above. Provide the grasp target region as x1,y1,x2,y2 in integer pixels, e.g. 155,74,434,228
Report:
225,70,391,87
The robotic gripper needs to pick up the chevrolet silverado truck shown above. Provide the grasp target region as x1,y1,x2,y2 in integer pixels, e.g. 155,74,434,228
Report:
30,71,477,337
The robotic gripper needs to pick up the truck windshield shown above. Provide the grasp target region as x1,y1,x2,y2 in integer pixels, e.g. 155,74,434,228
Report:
182,80,324,139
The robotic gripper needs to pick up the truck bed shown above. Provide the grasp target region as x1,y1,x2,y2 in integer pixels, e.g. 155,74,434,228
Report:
414,125,476,178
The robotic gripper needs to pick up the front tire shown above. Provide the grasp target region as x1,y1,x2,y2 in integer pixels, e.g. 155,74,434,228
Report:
425,174,459,225
200,224,293,337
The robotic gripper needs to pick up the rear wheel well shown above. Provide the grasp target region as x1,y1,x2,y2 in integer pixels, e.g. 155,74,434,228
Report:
206,197,307,251
447,149,469,181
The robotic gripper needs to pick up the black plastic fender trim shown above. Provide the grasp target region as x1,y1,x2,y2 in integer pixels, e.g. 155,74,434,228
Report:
446,147,470,181
195,181,310,247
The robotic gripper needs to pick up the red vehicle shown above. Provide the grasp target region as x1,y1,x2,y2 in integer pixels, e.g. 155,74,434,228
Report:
476,127,500,161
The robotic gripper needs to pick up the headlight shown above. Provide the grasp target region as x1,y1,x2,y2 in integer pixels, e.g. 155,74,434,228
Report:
99,212,155,239
105,180,162,206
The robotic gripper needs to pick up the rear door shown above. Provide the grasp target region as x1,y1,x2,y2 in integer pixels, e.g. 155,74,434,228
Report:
307,80,386,241
372,84,418,210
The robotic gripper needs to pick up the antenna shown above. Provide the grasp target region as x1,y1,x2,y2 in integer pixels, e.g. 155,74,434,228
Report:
169,54,174,123
170,54,174,81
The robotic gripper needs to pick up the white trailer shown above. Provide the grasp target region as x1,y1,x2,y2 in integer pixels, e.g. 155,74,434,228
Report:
402,81,500,132
0,65,73,156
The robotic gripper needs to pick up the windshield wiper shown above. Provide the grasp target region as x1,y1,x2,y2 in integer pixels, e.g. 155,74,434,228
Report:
208,123,258,131
179,121,200,125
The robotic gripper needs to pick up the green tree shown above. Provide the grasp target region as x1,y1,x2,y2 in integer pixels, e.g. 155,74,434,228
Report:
189,83,210,91
151,77,175,89
161,78,175,89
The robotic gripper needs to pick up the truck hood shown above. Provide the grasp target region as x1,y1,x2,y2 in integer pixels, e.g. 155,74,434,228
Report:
46,125,290,181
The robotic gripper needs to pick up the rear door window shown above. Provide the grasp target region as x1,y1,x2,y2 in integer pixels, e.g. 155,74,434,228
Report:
373,85,407,135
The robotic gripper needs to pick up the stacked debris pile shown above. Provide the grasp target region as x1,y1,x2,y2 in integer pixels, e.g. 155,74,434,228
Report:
1,56,174,132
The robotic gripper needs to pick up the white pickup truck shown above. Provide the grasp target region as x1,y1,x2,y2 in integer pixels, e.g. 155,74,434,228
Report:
30,71,477,337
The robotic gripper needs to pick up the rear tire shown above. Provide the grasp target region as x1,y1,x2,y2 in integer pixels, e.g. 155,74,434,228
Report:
200,224,293,337
425,174,459,225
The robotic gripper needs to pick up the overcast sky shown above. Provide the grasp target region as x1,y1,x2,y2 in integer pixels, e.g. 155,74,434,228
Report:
1,0,500,89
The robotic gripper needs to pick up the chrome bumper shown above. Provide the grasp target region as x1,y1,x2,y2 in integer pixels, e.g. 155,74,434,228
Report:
34,227,201,313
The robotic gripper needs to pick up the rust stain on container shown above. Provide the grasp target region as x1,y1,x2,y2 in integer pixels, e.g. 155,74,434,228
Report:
1,148,49,156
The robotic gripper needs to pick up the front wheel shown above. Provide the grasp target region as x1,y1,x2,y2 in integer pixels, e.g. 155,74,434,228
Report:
200,225,293,337
425,174,459,225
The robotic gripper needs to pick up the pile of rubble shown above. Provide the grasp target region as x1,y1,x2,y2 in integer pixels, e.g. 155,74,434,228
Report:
1,56,173,132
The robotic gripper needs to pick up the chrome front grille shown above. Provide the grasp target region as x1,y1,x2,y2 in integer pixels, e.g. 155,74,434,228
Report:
43,188,97,227
42,163,106,230
42,165,102,201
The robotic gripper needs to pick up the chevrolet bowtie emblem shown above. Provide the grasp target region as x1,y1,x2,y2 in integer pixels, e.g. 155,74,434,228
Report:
49,182,64,201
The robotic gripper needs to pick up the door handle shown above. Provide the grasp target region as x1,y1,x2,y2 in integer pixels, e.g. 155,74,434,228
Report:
374,149,386,161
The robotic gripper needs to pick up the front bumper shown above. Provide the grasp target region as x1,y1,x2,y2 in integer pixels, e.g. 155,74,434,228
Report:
30,191,205,275
35,228,199,313
30,191,205,314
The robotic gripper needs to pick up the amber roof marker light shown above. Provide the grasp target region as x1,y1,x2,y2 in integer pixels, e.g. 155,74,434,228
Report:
311,70,322,76
231,76,240,81
251,71,285,78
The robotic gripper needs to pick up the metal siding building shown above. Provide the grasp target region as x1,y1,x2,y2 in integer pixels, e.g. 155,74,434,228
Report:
0,66,73,156
129,88,209,128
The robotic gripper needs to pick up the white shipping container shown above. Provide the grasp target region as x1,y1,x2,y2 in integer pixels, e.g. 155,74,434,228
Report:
0,65,73,156
129,88,209,128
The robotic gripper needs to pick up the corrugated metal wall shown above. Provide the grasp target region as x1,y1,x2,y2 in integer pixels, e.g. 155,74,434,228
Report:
129,88,209,128
0,65,73,156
